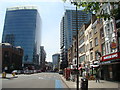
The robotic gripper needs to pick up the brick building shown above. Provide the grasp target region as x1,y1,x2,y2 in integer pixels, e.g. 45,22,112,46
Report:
1,43,23,73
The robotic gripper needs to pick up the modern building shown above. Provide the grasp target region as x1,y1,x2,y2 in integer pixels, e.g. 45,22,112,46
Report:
52,53,60,71
2,6,41,68
40,46,46,71
60,10,91,69
0,43,23,73
45,62,53,71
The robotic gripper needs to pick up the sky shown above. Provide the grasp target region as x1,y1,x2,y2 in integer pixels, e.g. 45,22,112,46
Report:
0,0,75,62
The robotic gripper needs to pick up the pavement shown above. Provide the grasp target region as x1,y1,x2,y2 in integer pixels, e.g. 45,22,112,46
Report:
60,74,120,89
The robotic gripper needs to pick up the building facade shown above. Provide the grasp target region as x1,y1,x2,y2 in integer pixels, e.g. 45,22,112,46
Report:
1,43,23,73
52,53,60,71
40,46,46,71
2,6,41,68
100,3,120,81
66,3,120,82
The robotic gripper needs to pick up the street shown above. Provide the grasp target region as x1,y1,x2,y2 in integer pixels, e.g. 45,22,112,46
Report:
1,73,68,89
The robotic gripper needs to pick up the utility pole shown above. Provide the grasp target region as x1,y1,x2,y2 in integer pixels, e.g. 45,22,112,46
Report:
76,5,79,90
71,1,79,90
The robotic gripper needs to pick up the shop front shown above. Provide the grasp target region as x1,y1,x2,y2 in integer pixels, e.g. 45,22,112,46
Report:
100,52,120,81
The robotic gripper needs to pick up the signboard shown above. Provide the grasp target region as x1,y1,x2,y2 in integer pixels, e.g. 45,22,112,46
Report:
102,52,120,62
110,42,117,49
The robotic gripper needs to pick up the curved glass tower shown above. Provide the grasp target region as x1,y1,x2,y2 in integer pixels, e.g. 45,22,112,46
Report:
2,6,41,67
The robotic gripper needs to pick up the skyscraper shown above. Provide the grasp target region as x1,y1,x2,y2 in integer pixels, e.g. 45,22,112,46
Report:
60,10,91,69
40,46,46,70
2,6,41,68
52,53,60,71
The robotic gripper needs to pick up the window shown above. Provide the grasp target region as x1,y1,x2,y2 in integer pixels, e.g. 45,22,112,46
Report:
87,35,89,40
106,43,109,53
79,45,85,53
93,26,97,34
79,30,84,36
95,50,99,60
111,22,114,32
100,28,104,38
102,43,105,55
95,37,98,46
90,41,92,48
79,38,84,45
90,52,93,60
79,55,85,63
89,32,92,38
87,44,89,51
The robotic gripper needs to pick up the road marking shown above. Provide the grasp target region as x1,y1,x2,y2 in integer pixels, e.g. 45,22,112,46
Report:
55,80,63,89
38,77,44,79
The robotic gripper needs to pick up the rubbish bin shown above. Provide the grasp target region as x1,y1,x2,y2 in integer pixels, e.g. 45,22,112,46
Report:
81,78,88,90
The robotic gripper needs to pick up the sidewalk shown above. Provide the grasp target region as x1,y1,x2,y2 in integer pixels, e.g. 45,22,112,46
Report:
60,75,120,89
0,73,18,79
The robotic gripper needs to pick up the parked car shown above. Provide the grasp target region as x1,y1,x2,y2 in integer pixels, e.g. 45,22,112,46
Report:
37,70,41,73
12,70,17,74
24,70,30,74
34,70,37,73
59,71,63,74
17,70,21,74
29,70,34,74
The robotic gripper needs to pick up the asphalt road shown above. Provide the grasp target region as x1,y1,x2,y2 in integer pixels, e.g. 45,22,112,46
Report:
1,72,68,89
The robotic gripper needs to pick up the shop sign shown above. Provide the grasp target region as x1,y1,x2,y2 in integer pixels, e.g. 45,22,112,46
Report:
110,42,117,49
102,52,120,62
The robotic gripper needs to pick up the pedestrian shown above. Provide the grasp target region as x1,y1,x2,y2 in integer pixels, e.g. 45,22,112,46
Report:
95,72,100,83
82,70,87,78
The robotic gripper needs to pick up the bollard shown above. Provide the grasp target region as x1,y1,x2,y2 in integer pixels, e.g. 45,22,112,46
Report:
2,72,6,78
12,72,15,77
81,78,88,90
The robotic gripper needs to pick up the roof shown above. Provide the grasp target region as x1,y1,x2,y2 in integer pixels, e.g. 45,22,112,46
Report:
0,43,11,46
7,6,37,11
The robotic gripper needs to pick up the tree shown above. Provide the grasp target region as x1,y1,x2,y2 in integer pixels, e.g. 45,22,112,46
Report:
63,0,120,19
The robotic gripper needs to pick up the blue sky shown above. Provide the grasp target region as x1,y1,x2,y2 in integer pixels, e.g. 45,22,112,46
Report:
0,0,75,62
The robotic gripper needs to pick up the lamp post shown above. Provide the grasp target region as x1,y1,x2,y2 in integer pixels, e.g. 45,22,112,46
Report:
71,1,79,90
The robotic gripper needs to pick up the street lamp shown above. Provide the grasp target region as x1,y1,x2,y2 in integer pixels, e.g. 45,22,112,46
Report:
70,1,79,90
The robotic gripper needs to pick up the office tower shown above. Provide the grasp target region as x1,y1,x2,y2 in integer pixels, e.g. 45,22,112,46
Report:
52,53,60,71
2,6,41,68
40,46,46,70
60,10,91,69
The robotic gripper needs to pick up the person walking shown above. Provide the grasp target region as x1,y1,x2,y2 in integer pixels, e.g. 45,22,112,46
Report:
82,70,87,78
95,72,100,83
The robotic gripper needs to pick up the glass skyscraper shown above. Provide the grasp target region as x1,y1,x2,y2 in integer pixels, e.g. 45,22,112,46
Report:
60,10,91,69
2,6,41,67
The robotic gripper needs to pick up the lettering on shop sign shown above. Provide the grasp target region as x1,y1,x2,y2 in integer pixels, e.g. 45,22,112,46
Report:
104,54,118,60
